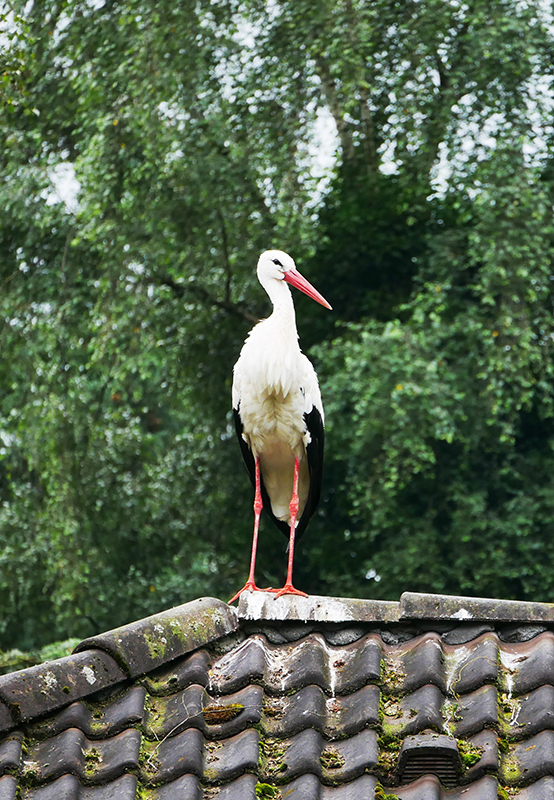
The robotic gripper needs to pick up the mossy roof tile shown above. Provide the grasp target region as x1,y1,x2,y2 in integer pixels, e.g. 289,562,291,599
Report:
1,593,554,797
74,598,238,677
0,650,125,724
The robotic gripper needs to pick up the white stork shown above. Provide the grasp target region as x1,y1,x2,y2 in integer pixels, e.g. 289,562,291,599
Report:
229,250,332,603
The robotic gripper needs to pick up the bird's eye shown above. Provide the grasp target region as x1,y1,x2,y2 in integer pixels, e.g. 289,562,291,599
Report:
272,258,283,267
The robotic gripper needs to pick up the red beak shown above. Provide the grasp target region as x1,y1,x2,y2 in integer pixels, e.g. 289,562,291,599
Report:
284,268,332,310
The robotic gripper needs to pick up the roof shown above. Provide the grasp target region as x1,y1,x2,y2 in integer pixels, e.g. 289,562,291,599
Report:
1,592,554,798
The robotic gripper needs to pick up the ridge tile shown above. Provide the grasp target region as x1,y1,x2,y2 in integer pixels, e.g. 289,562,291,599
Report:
401,593,554,623
238,592,400,623
0,774,16,800
0,733,21,778
0,651,125,724
74,598,238,678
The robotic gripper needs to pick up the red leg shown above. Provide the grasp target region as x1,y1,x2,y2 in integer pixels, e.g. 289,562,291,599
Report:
274,456,308,599
229,458,273,603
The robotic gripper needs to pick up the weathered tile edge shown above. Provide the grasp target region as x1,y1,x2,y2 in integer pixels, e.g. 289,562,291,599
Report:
237,591,400,623
400,592,554,622
74,597,239,678
0,701,14,734
0,649,126,727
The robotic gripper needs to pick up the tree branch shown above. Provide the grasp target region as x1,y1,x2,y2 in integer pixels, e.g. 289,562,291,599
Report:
160,276,259,324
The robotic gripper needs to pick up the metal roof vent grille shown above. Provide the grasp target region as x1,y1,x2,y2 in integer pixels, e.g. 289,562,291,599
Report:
396,732,462,788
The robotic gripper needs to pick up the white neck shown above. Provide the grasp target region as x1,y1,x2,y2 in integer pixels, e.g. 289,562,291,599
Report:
260,275,298,333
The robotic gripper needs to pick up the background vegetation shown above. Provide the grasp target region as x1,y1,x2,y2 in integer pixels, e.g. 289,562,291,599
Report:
2,0,554,650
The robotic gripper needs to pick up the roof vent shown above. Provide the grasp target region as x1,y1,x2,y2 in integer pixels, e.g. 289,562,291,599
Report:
396,732,462,787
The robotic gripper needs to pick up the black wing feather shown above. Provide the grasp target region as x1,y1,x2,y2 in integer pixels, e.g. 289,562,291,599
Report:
296,405,324,542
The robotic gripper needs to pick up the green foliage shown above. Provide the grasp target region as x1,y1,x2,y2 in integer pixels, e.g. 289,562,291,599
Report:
315,152,554,599
0,638,79,675
1,0,554,647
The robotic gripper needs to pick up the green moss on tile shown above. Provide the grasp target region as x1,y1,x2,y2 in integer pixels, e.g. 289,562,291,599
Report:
497,692,521,739
253,721,266,738
375,782,400,800
23,767,38,786
143,611,211,662
135,784,155,800
84,746,101,775
457,738,483,768
320,745,345,770
376,732,402,781
255,783,281,799
380,657,405,693
442,698,463,735
262,696,285,720
258,738,289,781
501,747,522,785
143,626,172,661
143,693,165,732
381,695,404,737
141,671,179,695
184,606,235,647
497,786,519,799
204,739,230,783
138,738,162,780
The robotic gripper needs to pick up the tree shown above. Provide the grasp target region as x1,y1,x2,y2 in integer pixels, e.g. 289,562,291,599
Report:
0,0,326,647
0,0,553,648
317,152,554,599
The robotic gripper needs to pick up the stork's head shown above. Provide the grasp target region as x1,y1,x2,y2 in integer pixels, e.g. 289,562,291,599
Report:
257,250,332,310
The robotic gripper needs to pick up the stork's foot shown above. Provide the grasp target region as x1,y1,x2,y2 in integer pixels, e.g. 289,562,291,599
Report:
228,582,274,604
272,583,308,599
